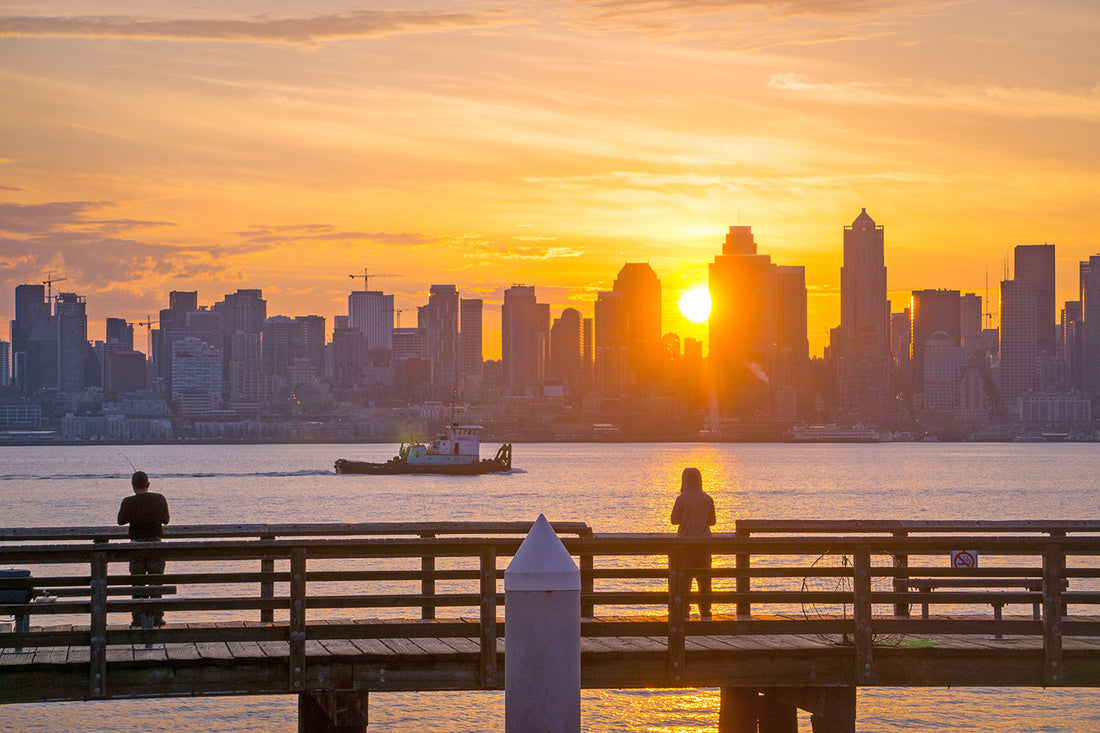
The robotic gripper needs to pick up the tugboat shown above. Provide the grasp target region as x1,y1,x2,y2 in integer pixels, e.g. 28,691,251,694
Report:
334,424,513,475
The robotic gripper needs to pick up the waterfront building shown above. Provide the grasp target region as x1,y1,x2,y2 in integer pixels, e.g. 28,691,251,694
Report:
502,285,539,396
708,225,778,418
347,290,393,351
1017,391,1092,429
1000,278,1038,403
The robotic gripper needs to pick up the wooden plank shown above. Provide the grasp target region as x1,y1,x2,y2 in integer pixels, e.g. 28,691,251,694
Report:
317,639,362,657
348,638,397,656
436,637,480,654
164,643,202,661
132,646,168,662
258,640,290,657
226,641,267,659
378,637,427,656
407,637,458,656
195,642,232,659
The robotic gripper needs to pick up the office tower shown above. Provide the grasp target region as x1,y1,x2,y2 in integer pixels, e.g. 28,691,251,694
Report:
331,324,369,388
1014,244,1056,357
295,315,326,378
612,263,662,385
960,294,983,342
549,308,582,391
834,210,890,414
1081,256,1100,395
777,266,809,362
347,291,394,351
262,316,298,377
502,285,539,396
55,292,88,393
459,298,483,380
890,309,911,397
582,317,594,390
1000,279,1038,403
11,283,53,393
427,285,459,385
105,318,135,351
594,291,626,396
107,351,147,397
170,336,223,415
1062,301,1084,389
708,225,778,417
537,302,551,385
0,340,9,387
921,332,966,414
218,289,266,403
910,289,961,400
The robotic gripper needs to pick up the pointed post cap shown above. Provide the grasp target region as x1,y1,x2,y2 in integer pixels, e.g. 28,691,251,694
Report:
505,514,580,592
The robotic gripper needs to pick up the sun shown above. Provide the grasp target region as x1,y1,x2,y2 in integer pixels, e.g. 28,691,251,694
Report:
678,284,711,324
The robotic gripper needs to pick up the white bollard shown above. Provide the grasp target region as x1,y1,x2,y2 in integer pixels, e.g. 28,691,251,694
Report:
505,514,581,733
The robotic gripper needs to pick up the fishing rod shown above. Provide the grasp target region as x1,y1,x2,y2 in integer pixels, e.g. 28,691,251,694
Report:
121,453,137,472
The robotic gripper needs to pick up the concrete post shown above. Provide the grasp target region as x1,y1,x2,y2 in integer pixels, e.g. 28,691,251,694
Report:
505,514,581,733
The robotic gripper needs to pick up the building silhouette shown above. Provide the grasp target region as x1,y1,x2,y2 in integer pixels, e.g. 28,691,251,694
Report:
11,283,53,393
612,263,662,386
1014,244,1056,357
55,292,88,393
1081,256,1100,395
910,289,960,410
549,307,583,395
347,291,393,351
426,285,459,386
594,290,625,396
459,298,483,384
708,225,778,418
502,285,539,396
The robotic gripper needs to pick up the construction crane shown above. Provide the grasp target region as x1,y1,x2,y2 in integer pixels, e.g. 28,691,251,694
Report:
134,315,158,358
386,307,408,328
42,274,68,301
349,269,402,290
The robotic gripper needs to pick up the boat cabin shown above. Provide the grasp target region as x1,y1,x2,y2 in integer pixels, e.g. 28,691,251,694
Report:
424,424,483,459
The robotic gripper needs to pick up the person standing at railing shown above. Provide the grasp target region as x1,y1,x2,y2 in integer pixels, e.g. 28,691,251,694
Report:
671,466,716,619
117,470,171,627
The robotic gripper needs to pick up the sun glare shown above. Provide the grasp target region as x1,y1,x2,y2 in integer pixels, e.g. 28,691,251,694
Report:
678,284,711,324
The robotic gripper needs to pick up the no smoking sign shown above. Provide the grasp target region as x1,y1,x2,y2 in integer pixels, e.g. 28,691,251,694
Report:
951,550,978,568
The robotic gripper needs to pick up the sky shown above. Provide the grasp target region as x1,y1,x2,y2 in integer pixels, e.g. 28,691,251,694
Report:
1,0,1097,358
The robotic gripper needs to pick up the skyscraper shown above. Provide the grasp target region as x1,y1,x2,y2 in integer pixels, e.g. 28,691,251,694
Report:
427,285,459,386
708,225,778,417
459,298,483,380
55,292,88,393
835,210,891,415
1081,256,1100,395
612,263,662,385
11,283,53,393
502,285,539,396
910,289,961,402
549,307,582,392
347,291,393,351
1014,244,1056,357
594,291,625,397
1000,278,1038,403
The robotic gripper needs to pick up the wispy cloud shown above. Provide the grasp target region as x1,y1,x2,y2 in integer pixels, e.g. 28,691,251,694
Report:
0,201,172,235
0,10,512,45
236,224,436,247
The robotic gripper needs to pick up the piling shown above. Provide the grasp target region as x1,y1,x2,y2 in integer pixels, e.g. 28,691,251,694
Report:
504,514,581,733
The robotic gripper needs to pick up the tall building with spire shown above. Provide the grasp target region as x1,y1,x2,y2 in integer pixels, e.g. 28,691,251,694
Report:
834,209,891,416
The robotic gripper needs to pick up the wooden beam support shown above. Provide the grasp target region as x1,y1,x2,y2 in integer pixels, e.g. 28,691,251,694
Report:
667,550,686,683
88,551,108,699
479,546,497,688
852,547,875,684
1043,543,1064,686
420,532,436,621
718,687,758,733
735,527,751,616
260,535,275,623
298,691,368,733
758,692,798,733
290,548,307,693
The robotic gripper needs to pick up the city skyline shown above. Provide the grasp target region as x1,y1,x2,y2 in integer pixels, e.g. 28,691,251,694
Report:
2,1,1098,358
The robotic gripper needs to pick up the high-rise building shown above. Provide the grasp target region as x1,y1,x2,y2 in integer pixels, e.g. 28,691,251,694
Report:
459,298,483,380
1000,278,1038,403
502,285,539,396
1014,244,1056,357
347,291,394,351
594,291,626,396
296,315,326,378
0,340,9,387
105,318,134,351
549,308,582,392
777,266,809,361
262,316,298,378
170,336,223,415
921,331,966,414
960,294,983,342
910,289,961,400
834,210,891,415
55,292,88,393
332,324,369,388
106,351,147,397
708,225,778,417
218,289,266,403
11,283,53,393
427,285,459,385
1080,256,1100,395
537,302,551,385
582,317,594,390
1062,300,1084,390
612,263,662,385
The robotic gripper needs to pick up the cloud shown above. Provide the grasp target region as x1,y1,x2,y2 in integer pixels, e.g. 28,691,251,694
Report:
0,10,511,45
0,201,173,235
236,224,437,247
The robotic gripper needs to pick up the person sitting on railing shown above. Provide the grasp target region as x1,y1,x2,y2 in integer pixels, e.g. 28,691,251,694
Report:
117,470,171,627
671,466,716,620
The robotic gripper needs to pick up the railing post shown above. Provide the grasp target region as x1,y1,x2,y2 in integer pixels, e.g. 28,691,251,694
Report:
852,546,875,685
260,534,275,623
892,531,909,617
479,546,498,688
289,548,306,693
1043,542,1064,686
668,547,686,683
89,549,108,699
579,528,595,619
421,532,436,621
735,527,750,616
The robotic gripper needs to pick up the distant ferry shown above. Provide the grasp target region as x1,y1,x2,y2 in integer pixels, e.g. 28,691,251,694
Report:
335,424,513,475
784,424,881,444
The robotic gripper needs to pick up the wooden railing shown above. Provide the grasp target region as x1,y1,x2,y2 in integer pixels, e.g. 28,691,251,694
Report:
2,521,1100,699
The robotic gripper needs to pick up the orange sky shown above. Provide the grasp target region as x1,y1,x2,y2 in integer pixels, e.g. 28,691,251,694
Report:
2,1,1097,358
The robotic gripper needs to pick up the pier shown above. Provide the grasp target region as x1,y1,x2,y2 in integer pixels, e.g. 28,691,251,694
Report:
3,520,1100,731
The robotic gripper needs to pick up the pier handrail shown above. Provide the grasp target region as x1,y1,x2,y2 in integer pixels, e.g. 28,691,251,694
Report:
2,529,1100,699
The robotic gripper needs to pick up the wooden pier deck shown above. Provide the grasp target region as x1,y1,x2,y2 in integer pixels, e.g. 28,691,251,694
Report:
3,521,1100,731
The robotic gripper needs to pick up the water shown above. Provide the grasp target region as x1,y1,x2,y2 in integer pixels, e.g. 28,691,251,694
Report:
2,442,1099,731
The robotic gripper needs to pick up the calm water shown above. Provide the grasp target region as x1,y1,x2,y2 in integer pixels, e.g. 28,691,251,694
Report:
2,442,1099,731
